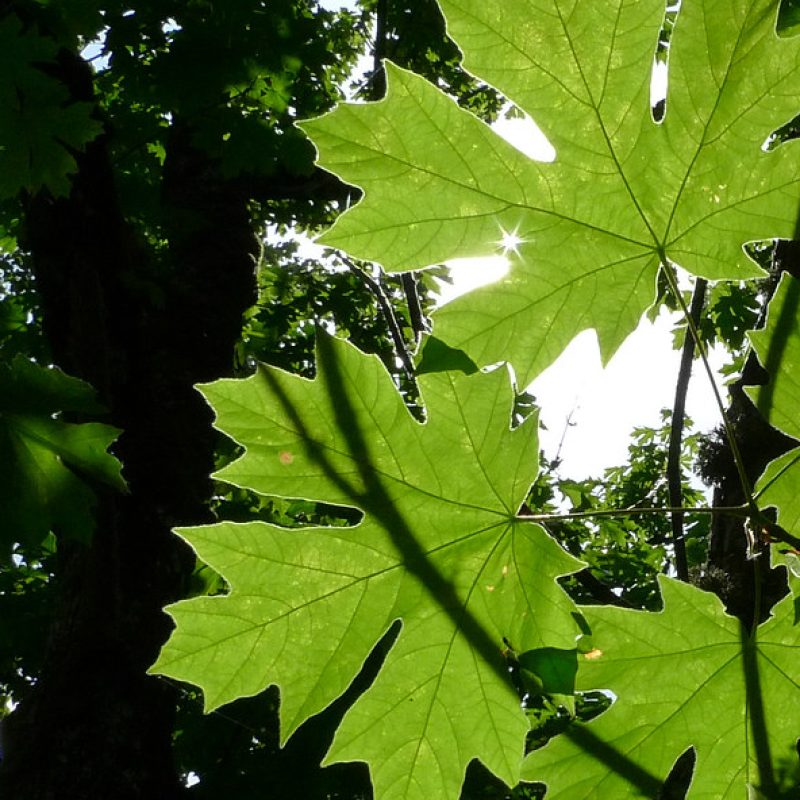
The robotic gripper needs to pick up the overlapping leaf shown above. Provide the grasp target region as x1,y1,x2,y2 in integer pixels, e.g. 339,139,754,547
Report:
746,274,800,542
152,335,582,800
301,0,800,386
0,357,125,554
524,576,800,797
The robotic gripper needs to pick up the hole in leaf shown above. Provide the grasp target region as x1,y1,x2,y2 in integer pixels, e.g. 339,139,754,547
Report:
461,758,546,799
651,0,681,123
493,103,556,162
778,0,800,37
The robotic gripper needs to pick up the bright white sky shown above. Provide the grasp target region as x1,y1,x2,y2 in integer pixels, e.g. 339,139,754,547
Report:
437,261,726,481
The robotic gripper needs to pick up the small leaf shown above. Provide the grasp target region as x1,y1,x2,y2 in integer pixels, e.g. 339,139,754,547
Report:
416,334,478,375
517,648,577,696
0,357,125,554
0,16,102,198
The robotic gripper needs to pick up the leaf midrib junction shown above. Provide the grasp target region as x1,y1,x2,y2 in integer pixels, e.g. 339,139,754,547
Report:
167,515,516,661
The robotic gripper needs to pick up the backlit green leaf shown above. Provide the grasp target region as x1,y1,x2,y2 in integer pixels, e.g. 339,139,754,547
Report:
152,334,582,800
524,576,800,797
747,274,800,541
301,0,800,385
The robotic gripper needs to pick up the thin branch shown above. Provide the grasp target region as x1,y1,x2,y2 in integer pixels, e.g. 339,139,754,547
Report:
341,255,416,380
668,277,707,581
401,272,428,343
519,504,749,523
550,407,577,470
368,1,427,345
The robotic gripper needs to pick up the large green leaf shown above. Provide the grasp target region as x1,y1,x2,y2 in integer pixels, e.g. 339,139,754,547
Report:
745,274,800,541
301,0,800,386
152,334,582,800
524,576,800,797
0,357,125,554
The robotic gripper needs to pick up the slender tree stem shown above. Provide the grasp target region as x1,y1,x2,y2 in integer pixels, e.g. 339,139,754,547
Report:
660,263,758,514
342,256,416,380
667,277,707,581
368,0,427,346
370,0,388,100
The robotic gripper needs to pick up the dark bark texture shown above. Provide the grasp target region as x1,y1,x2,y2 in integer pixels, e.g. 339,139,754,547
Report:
699,241,800,628
0,36,258,800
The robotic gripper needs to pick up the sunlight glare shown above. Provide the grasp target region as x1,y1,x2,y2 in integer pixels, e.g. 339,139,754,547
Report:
498,227,524,255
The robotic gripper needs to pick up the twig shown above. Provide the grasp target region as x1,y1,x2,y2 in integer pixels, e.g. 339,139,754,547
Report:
551,406,577,469
667,277,707,581
401,272,428,343
368,1,427,344
519,503,749,523
341,255,416,380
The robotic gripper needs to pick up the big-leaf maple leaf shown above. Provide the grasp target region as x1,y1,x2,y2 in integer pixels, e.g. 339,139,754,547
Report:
152,335,582,800
301,0,800,386
524,576,800,797
745,274,800,545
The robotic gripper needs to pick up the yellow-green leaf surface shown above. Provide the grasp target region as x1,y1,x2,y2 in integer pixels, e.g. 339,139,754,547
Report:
746,274,800,541
301,0,800,386
524,577,800,797
152,335,582,800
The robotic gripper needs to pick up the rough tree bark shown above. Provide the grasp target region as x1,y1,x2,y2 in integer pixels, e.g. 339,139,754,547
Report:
0,32,259,799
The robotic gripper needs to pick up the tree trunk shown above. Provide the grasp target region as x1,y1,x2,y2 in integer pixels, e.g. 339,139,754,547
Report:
700,243,800,628
0,41,258,799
